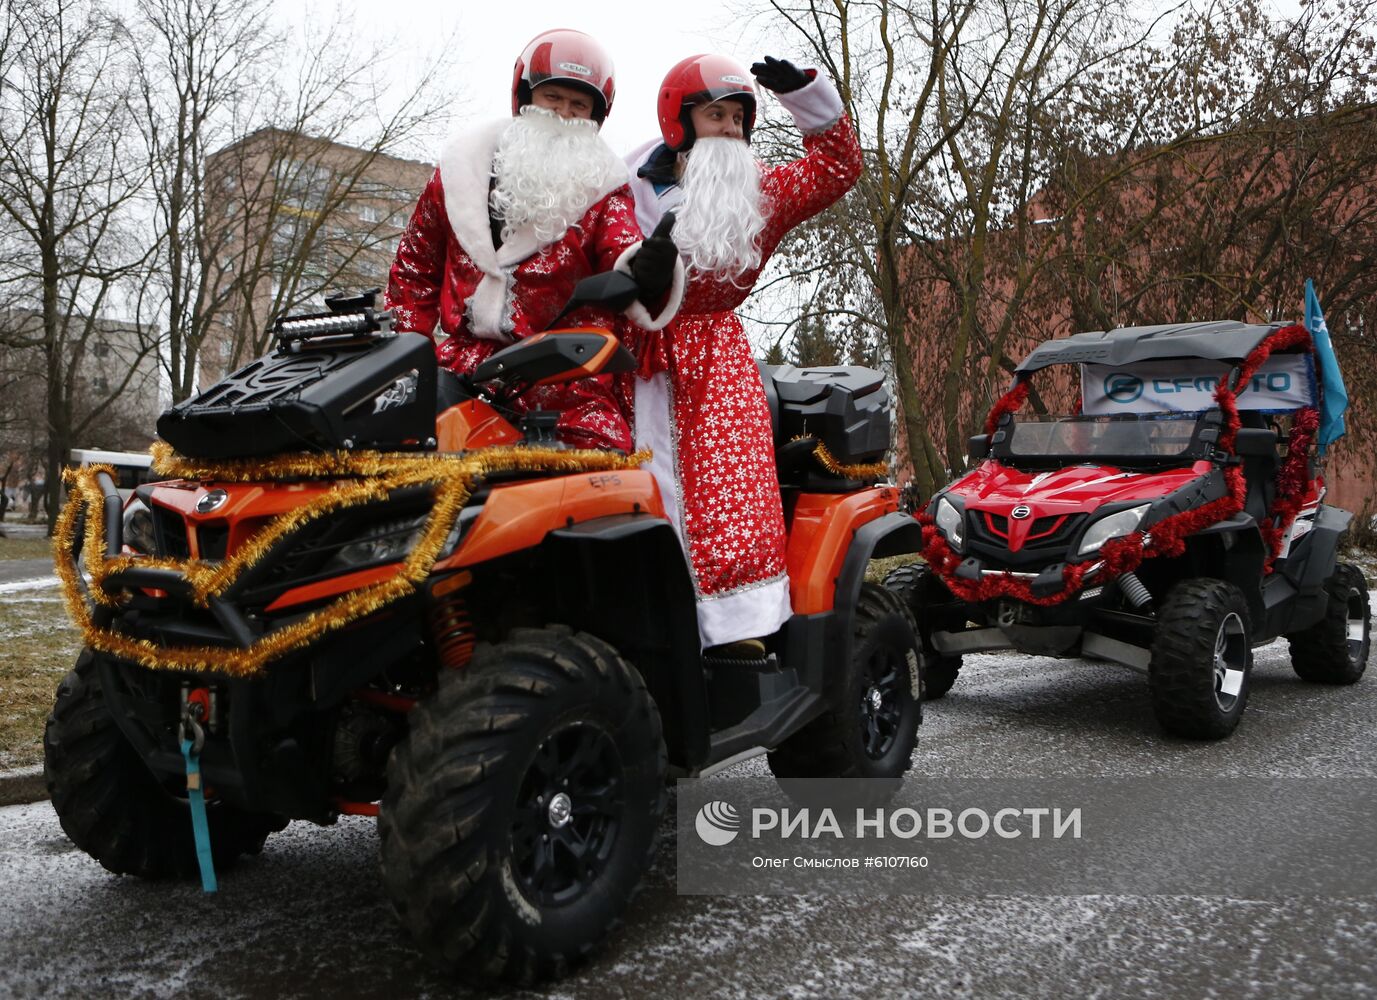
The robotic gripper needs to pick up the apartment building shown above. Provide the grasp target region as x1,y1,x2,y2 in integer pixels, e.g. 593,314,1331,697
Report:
201,129,434,386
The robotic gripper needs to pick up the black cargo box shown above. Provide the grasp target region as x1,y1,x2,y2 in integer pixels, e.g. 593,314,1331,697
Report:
759,363,890,488
157,332,439,459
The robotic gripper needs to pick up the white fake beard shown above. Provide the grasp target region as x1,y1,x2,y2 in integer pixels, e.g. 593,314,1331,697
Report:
674,136,767,281
490,105,628,245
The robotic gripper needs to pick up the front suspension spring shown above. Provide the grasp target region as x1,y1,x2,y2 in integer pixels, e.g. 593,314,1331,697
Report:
430,590,475,670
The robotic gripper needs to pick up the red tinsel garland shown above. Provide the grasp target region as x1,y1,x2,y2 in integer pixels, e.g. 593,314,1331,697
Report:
1258,406,1319,569
984,380,1030,435
922,322,1318,604
1216,323,1310,451
916,465,1248,606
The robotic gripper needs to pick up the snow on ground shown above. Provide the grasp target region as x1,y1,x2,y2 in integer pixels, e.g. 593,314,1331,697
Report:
0,576,58,596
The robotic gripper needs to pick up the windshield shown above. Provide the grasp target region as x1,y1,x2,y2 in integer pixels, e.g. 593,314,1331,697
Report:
998,413,1209,465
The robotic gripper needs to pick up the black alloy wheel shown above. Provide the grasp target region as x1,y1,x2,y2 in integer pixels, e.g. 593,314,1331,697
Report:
768,583,923,794
379,626,665,985
510,721,624,907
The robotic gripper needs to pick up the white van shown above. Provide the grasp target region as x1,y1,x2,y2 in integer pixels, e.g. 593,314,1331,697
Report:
69,448,156,500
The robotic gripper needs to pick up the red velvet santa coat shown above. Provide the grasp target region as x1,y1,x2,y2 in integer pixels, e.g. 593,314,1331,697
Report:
387,118,682,451
625,76,863,646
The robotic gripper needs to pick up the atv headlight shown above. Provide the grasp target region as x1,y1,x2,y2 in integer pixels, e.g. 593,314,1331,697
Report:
122,497,157,555
934,497,965,552
326,513,431,571
1077,504,1151,557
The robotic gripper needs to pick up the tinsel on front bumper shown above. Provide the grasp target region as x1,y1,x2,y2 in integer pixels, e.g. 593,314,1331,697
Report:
55,445,650,678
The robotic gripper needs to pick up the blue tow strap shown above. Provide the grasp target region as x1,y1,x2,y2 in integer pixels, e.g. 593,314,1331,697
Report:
181,737,218,893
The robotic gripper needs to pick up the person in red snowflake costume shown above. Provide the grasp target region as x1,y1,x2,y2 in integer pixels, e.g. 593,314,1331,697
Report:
386,28,684,452
625,54,863,655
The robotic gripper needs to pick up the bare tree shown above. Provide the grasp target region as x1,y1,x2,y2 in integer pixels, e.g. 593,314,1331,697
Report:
132,3,458,399
131,0,280,404
1031,0,1377,513
750,0,978,494
0,0,156,531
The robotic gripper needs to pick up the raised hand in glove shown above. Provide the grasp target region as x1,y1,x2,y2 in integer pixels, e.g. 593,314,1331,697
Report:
630,211,678,304
750,56,811,94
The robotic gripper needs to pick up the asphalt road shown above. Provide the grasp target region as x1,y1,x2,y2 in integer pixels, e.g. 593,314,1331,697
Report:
2,636,1374,999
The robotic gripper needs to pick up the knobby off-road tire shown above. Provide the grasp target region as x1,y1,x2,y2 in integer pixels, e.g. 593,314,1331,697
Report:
1148,579,1253,740
1288,562,1370,684
768,583,923,794
379,626,666,986
43,649,285,879
883,563,962,699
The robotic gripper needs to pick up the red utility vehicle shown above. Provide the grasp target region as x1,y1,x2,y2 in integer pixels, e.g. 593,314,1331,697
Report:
888,320,1369,738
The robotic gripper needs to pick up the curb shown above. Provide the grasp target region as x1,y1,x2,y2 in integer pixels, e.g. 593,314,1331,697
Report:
0,766,47,807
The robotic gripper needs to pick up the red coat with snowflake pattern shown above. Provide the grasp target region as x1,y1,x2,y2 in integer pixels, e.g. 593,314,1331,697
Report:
623,80,863,644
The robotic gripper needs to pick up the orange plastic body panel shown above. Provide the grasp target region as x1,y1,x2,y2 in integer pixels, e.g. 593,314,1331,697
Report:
264,562,404,612
436,400,523,452
146,480,341,559
437,469,666,570
785,487,900,615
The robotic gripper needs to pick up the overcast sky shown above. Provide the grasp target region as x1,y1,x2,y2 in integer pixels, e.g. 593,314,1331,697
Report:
281,0,796,158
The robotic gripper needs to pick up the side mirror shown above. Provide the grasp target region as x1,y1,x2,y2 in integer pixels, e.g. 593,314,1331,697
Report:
968,434,991,459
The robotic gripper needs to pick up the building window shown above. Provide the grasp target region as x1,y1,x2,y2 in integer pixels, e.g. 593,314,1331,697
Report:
92,375,108,393
360,204,381,223
93,340,110,358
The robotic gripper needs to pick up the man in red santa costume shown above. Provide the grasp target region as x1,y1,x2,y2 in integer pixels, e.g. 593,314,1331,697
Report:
387,28,684,452
625,54,863,656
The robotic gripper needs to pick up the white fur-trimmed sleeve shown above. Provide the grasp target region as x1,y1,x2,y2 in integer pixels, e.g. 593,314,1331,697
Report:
774,73,845,134
613,242,686,331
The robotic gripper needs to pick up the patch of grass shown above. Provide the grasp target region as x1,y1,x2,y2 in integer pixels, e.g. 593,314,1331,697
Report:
866,553,924,583
0,585,81,769
0,535,52,562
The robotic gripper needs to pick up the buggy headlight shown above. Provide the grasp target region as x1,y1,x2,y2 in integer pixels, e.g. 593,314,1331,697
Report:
934,497,965,552
1077,504,1151,557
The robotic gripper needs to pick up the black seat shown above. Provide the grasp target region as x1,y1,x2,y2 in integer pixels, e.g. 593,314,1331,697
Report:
1236,412,1279,523
436,368,468,414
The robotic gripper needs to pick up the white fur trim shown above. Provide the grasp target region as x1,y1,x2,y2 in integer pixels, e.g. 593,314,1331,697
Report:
774,73,845,134
696,575,792,647
438,120,507,276
438,118,629,340
635,373,685,541
463,272,516,341
613,241,685,331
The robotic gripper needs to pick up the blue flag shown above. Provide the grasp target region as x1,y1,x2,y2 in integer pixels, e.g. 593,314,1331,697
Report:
1305,279,1348,455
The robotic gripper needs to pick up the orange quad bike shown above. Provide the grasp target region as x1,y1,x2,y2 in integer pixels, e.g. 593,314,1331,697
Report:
45,276,924,985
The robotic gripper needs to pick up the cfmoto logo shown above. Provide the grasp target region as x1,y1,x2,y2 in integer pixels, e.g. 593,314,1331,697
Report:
695,801,740,846
195,489,228,514
1011,505,1032,520
1104,373,1144,404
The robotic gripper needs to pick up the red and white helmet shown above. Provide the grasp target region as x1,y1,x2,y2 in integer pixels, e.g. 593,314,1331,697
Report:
511,29,616,124
657,54,758,152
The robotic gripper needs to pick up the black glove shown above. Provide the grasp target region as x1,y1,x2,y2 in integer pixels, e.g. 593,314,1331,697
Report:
630,211,678,304
751,56,810,94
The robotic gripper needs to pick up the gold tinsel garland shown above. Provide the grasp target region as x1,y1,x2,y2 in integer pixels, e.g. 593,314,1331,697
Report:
56,446,649,678
805,438,889,480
